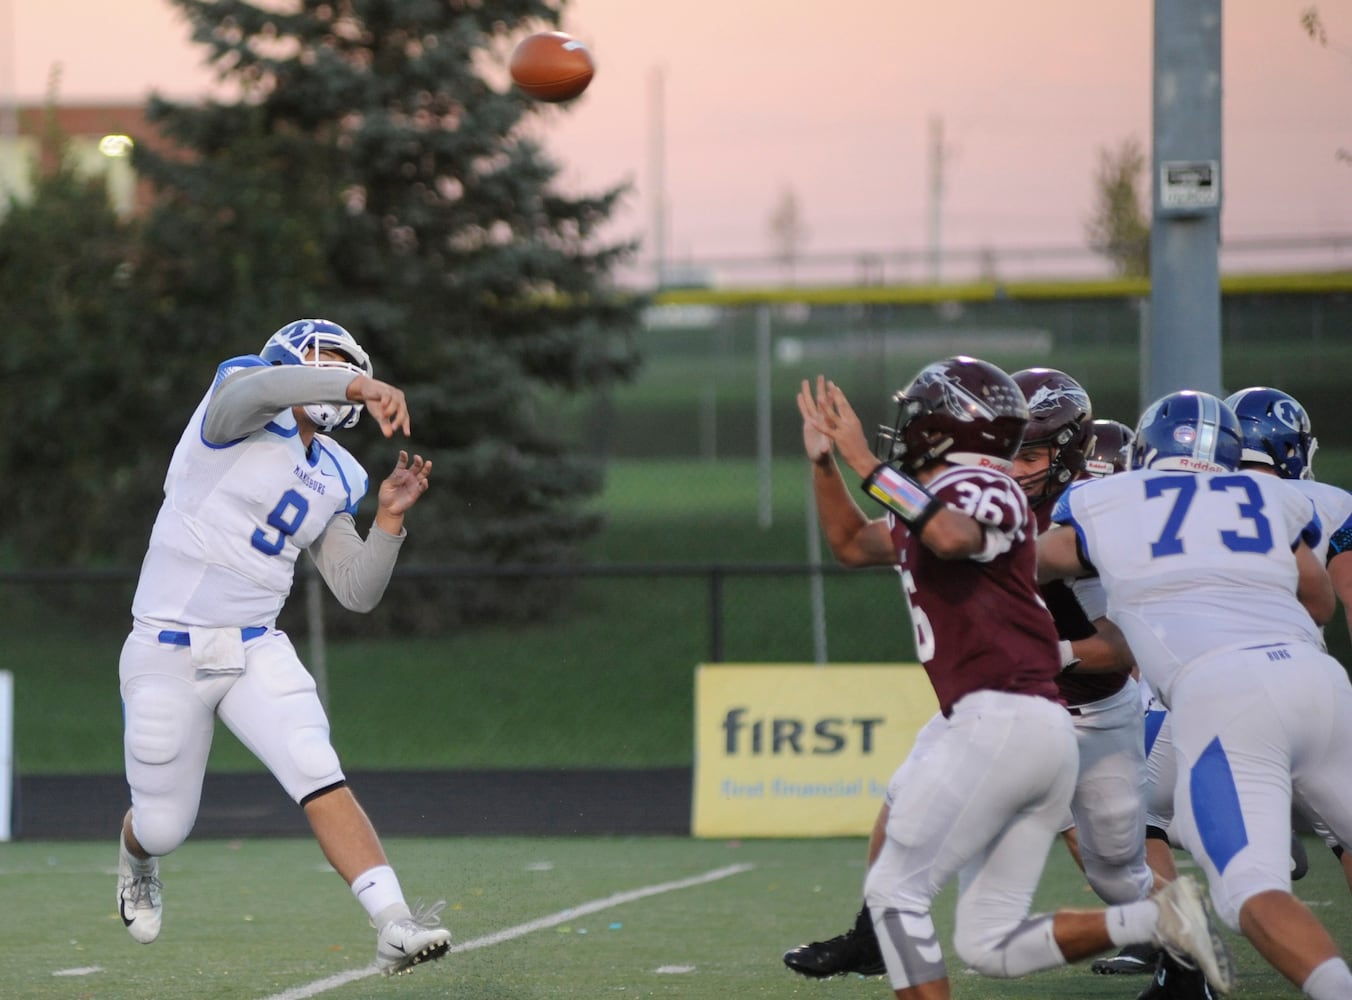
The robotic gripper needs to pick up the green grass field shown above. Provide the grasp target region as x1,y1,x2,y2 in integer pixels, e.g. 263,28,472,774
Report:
3,833,1345,999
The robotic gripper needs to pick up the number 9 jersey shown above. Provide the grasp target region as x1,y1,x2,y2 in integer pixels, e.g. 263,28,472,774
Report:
1051,469,1324,706
131,357,369,631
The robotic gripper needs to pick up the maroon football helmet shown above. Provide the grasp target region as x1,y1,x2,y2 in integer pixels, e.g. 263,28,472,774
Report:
1011,368,1094,503
876,356,1029,473
1083,418,1134,478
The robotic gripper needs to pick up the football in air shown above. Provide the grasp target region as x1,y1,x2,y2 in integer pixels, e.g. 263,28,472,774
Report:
510,31,595,102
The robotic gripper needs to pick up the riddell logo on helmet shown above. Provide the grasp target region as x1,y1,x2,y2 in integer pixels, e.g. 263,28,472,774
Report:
1176,457,1224,471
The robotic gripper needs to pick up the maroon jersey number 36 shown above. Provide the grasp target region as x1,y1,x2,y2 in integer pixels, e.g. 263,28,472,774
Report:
888,465,1062,716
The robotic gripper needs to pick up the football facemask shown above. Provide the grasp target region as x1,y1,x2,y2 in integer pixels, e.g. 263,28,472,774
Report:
260,319,374,431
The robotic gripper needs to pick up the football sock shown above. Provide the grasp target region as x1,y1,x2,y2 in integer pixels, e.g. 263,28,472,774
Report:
1303,957,1352,999
352,865,408,923
1106,898,1159,947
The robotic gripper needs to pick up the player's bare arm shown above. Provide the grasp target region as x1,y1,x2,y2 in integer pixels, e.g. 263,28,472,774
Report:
803,377,984,561
374,451,432,536
1036,524,1092,583
1295,540,1336,626
798,377,895,567
1068,617,1136,674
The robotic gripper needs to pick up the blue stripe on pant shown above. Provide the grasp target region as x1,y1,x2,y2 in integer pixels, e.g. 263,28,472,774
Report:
1191,736,1249,874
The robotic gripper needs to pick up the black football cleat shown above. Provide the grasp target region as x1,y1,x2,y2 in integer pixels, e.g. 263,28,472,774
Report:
783,905,886,978
1136,951,1219,1000
1093,940,1162,974
1291,832,1310,881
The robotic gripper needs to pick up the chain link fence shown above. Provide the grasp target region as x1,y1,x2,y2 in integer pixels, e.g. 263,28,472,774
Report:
7,275,1351,781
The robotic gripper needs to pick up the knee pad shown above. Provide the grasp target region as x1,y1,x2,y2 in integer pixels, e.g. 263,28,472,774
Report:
1082,855,1154,906
955,913,1058,979
1075,789,1144,868
952,916,1001,976
1082,830,1142,870
132,806,191,858
288,725,341,784
125,691,184,768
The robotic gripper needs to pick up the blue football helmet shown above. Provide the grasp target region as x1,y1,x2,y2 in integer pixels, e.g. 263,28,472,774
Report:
260,319,373,431
1131,390,1241,473
1223,386,1318,481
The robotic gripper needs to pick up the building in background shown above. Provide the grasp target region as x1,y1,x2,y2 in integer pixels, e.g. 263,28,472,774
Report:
1,103,153,217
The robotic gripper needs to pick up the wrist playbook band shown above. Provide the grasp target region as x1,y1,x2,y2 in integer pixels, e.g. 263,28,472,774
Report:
862,463,944,533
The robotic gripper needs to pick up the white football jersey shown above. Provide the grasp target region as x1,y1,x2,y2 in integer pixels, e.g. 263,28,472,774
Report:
132,357,369,629
1052,469,1324,705
1289,478,1352,565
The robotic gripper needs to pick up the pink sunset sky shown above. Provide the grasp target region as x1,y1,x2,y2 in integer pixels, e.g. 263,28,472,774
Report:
6,0,1349,279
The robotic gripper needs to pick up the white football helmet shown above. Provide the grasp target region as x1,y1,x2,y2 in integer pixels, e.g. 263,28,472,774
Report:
259,319,373,431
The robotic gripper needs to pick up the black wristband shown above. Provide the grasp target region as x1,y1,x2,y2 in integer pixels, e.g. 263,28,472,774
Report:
907,495,945,536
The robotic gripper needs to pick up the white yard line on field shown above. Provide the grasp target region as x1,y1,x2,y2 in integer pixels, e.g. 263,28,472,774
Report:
257,862,756,1000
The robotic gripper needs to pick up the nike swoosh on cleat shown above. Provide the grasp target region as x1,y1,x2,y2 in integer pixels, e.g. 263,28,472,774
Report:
120,899,135,928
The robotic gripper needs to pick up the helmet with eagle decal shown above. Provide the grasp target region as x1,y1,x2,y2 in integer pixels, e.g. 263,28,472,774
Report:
1011,368,1094,505
875,356,1030,474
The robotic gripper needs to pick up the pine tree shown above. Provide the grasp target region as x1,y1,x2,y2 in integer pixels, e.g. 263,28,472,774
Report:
129,0,642,625
0,118,163,574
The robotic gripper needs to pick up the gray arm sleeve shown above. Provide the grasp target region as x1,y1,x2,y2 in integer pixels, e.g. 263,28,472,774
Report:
307,514,406,613
202,366,358,443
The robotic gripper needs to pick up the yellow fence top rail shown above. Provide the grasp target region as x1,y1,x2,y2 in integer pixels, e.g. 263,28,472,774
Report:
652,271,1352,308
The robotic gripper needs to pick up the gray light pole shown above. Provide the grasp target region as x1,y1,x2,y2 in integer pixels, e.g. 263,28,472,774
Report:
1146,0,1223,409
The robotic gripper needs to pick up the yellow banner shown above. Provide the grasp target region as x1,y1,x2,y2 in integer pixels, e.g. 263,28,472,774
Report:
692,664,938,838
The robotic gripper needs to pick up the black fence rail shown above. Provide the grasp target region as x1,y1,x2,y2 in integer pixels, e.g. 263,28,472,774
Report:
1,561,911,781
0,560,897,665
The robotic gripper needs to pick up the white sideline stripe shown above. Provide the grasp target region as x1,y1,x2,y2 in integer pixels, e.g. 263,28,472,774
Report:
257,862,755,1000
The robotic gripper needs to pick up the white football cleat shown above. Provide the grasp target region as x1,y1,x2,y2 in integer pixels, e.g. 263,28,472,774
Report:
116,838,163,944
376,900,452,976
1152,875,1235,995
